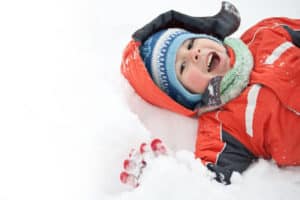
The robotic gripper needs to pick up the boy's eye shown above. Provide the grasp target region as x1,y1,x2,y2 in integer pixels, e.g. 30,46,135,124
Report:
187,39,195,50
180,62,186,74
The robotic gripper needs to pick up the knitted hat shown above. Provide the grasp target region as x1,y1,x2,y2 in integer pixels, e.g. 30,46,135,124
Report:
140,28,222,109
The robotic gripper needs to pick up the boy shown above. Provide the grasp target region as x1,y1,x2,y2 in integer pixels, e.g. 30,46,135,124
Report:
120,1,300,186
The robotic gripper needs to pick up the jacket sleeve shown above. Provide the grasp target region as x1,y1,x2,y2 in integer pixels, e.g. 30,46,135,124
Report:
241,17,300,46
283,25,300,48
207,130,257,184
196,119,257,184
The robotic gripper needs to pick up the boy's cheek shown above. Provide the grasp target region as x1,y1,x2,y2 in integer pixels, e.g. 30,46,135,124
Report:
184,69,210,94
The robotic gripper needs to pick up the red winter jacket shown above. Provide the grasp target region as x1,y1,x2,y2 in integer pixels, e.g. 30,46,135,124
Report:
121,17,300,184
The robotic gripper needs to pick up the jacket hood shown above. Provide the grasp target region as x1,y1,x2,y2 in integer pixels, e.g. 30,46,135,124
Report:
121,40,196,117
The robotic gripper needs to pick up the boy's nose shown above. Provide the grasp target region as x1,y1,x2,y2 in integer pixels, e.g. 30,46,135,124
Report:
190,48,201,62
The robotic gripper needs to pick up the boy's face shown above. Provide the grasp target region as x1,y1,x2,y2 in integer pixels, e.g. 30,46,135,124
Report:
175,38,230,94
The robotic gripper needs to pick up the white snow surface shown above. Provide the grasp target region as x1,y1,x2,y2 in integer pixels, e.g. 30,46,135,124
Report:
0,0,300,199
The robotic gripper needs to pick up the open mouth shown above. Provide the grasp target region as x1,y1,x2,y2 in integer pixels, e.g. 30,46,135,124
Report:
207,52,220,72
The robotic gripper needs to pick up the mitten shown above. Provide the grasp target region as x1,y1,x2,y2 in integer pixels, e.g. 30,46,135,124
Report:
133,1,240,43
120,138,168,188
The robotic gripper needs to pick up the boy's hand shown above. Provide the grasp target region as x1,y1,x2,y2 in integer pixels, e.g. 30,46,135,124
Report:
120,138,168,188
207,163,233,185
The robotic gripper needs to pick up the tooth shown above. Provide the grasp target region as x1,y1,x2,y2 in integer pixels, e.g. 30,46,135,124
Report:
207,54,213,68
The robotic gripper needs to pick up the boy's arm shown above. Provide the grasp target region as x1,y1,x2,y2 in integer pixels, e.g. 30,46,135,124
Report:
283,25,300,47
207,130,256,184
196,121,257,184
132,1,240,43
241,17,300,47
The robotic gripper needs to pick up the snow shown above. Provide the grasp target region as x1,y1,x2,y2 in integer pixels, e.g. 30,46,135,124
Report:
0,0,299,199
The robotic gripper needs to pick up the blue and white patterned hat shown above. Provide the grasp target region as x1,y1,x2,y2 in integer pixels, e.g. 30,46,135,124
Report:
140,28,221,109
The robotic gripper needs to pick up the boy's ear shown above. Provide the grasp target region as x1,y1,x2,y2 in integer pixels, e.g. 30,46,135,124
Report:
132,1,240,43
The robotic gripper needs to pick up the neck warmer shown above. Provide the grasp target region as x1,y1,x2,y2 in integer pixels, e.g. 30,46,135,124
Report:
196,37,253,115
